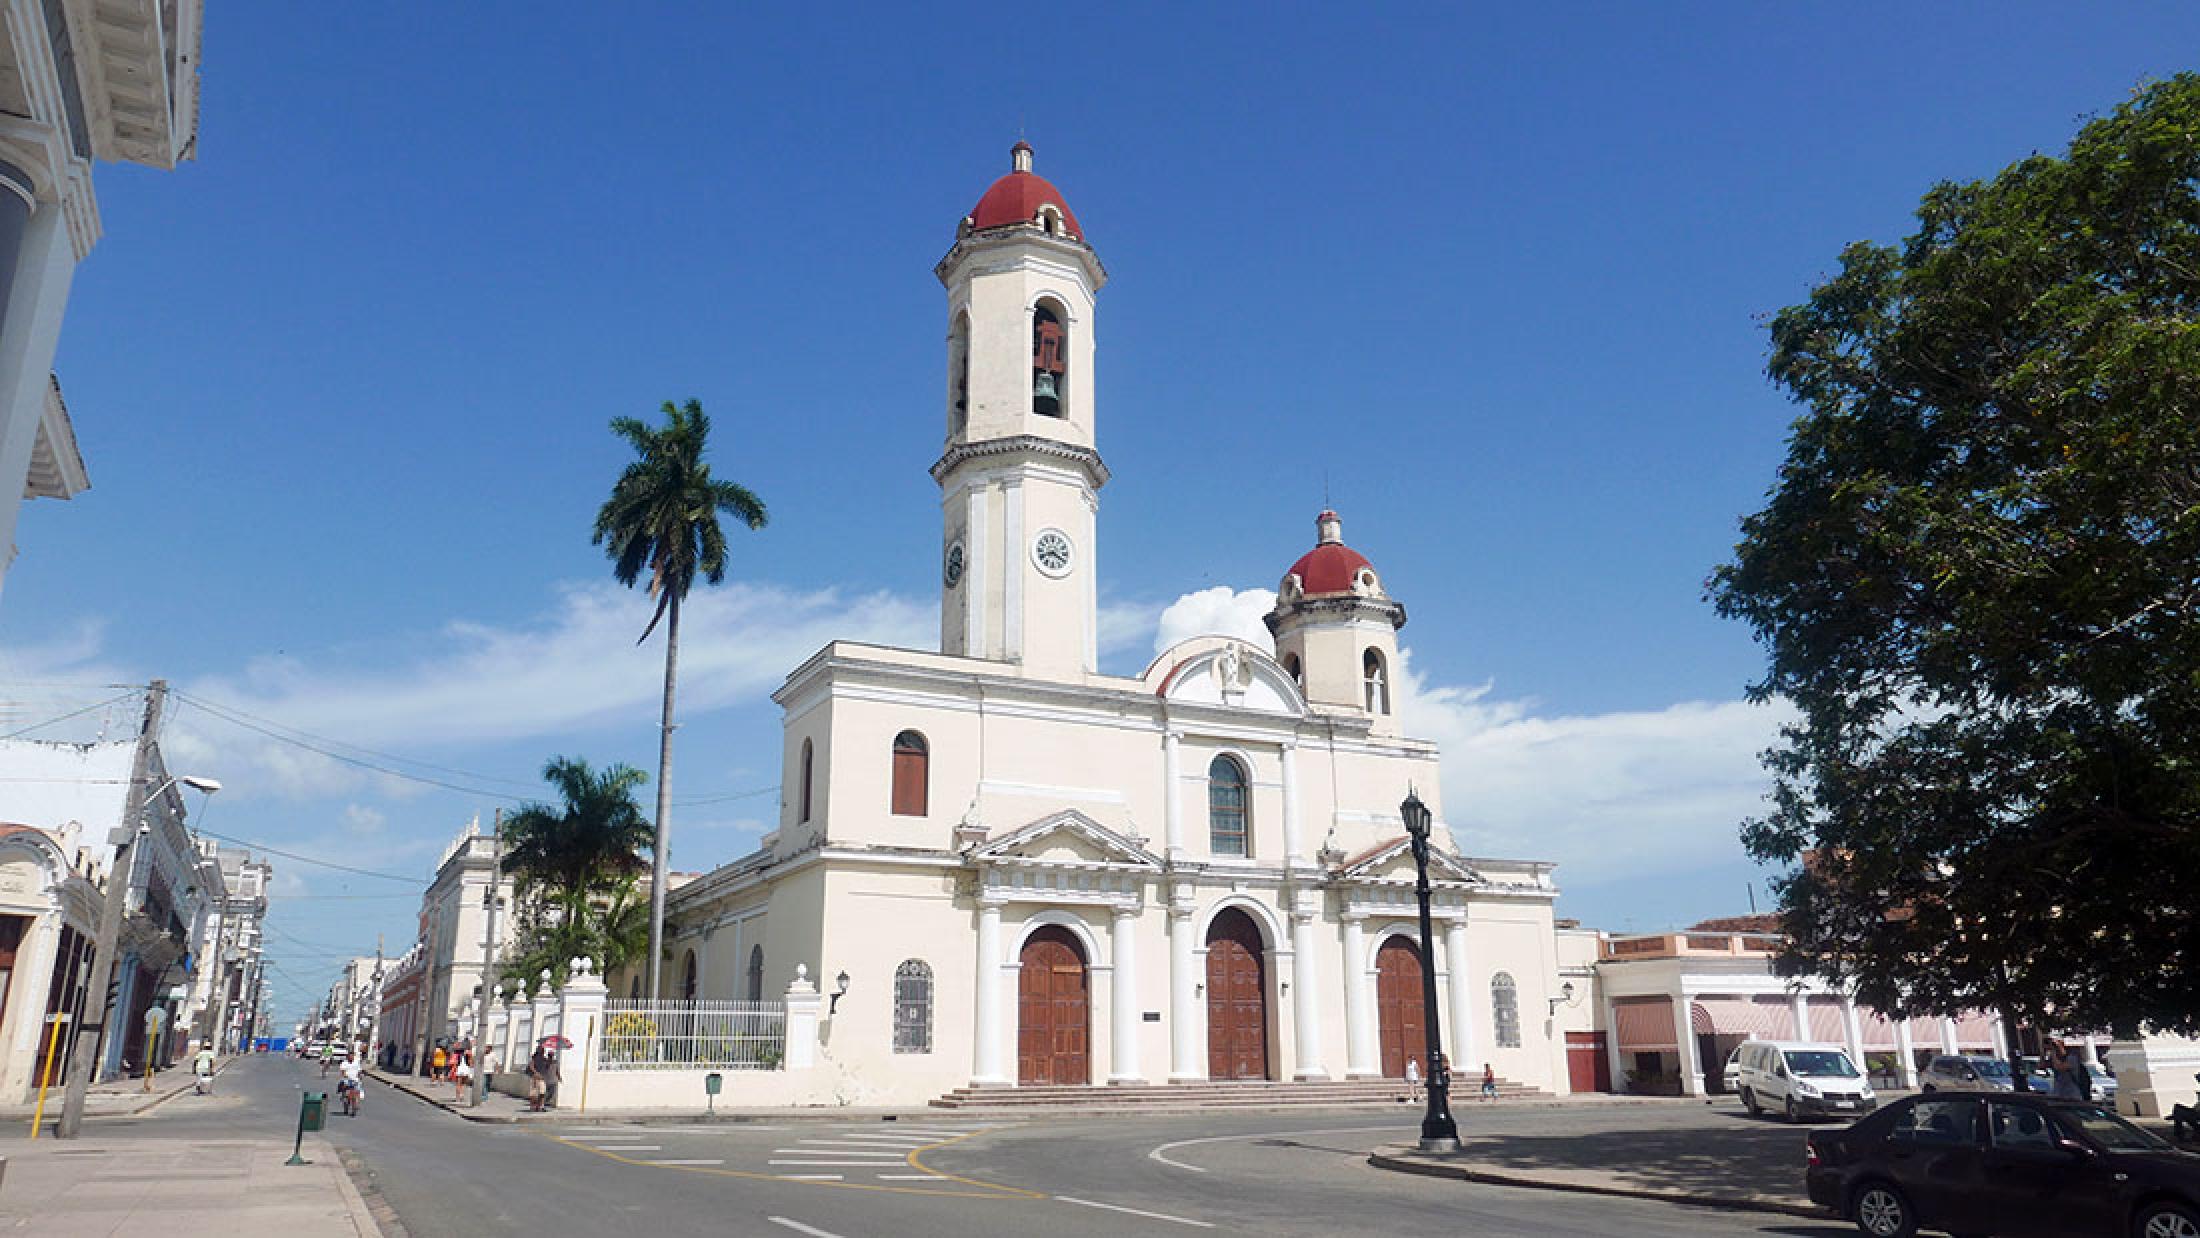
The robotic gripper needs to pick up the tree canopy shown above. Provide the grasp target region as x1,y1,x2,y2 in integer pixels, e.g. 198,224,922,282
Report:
500,756,654,985
1709,75,2200,1036
593,398,769,645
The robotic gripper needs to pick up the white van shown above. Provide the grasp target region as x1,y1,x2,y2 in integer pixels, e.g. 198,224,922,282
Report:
1733,1040,1876,1122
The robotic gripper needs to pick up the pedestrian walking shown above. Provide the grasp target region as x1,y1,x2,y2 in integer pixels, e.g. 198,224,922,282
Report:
452,1049,473,1100
1403,1057,1422,1103
2048,1039,2083,1099
527,1041,561,1112
193,1043,216,1095
431,1043,448,1081
1480,1062,1498,1101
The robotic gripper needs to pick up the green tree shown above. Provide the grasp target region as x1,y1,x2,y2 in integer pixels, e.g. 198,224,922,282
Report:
1709,75,2200,1041
593,398,768,1000
500,756,654,984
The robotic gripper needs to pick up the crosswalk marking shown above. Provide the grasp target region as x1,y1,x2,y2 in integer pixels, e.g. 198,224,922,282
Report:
775,1175,845,1183
774,1148,904,1157
640,1158,725,1166
767,1159,911,1167
874,1173,945,1181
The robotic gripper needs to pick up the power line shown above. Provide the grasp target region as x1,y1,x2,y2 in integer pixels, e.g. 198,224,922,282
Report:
673,783,778,807
0,687,142,740
173,694,530,801
193,827,426,886
172,689,550,793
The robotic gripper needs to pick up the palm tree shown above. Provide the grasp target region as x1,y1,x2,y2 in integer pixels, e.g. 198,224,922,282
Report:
593,398,768,999
500,756,654,920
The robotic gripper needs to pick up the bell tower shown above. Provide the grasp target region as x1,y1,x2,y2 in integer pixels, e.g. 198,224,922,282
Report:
933,142,1108,676
1266,510,1407,737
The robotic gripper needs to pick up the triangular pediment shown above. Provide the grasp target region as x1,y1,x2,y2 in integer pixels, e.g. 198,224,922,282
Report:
1338,835,1481,886
969,810,1163,871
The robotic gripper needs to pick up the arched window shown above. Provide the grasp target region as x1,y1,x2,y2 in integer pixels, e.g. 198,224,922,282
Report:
1208,755,1249,856
891,730,929,817
681,950,699,1002
893,959,933,1054
1363,648,1390,714
1032,302,1066,418
746,944,764,1002
948,312,970,438
798,738,814,823
1492,972,1521,1048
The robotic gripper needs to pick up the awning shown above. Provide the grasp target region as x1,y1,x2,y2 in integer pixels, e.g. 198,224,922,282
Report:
1690,996,1790,1038
1613,998,1677,1052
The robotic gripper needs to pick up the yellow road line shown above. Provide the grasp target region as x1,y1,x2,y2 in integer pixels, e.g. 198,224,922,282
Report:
545,1129,1042,1200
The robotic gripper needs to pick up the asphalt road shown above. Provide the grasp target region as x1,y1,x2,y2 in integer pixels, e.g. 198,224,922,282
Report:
215,1056,1858,1237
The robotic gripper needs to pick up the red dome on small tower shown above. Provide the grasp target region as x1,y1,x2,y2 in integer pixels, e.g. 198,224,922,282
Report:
1285,509,1376,596
964,140,1085,240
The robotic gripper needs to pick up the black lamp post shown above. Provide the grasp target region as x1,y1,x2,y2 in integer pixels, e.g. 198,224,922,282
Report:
1400,788,1459,1151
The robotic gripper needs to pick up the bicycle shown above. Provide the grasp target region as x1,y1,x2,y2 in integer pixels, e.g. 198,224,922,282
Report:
338,1079,360,1117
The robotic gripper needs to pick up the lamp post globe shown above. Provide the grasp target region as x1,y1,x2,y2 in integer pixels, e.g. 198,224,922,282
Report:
1400,788,1459,1151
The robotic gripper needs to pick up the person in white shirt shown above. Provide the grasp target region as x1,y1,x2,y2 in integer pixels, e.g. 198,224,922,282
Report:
339,1056,364,1113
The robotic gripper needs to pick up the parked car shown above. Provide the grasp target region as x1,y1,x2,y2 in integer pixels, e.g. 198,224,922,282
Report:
1734,1040,1876,1122
1805,1091,2200,1238
1921,1053,2018,1093
2080,1062,2118,1103
1723,1044,1746,1093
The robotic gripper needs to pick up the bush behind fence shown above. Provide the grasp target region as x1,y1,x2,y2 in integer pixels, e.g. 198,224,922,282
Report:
598,999,786,1071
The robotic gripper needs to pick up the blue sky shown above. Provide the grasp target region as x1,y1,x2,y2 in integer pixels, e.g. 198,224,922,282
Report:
4,4,2196,1028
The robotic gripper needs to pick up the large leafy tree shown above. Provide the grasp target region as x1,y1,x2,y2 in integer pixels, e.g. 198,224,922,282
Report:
500,757,655,990
593,398,767,1000
1710,75,2200,1041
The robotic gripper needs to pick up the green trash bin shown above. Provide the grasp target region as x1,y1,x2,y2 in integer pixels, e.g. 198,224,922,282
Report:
288,1091,326,1165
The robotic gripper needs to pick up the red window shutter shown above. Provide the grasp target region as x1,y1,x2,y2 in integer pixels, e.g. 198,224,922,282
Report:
892,748,927,816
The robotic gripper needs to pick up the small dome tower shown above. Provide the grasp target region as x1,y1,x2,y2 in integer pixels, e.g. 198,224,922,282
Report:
1265,510,1406,735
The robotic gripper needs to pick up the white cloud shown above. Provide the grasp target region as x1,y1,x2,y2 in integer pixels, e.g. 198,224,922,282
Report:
1151,586,1277,655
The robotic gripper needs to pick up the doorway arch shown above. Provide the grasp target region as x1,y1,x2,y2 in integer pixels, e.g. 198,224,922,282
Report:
1375,935,1427,1079
1017,925,1089,1085
1205,908,1270,1080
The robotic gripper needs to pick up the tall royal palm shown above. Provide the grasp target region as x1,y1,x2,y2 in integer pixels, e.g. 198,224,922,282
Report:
593,398,767,1000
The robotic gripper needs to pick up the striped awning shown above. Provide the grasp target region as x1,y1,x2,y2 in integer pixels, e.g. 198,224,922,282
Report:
1807,998,1847,1043
1613,998,1677,1052
1951,1012,1999,1049
1858,1008,1901,1049
1691,996,1790,1038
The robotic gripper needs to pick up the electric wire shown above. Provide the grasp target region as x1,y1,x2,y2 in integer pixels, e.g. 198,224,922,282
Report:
191,827,426,885
0,687,143,739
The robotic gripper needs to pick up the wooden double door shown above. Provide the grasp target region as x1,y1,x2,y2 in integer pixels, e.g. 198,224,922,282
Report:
1205,909,1269,1080
1376,937,1428,1079
1017,926,1089,1085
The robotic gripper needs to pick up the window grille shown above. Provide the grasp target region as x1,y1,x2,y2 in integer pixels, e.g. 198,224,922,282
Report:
1492,972,1521,1048
893,960,933,1054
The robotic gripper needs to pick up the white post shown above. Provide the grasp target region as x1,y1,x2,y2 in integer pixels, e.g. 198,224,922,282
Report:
1442,916,1477,1076
1894,1017,1919,1088
1673,996,1704,1096
1940,1016,1960,1056
972,899,1007,1084
2080,1035,2099,1066
1168,904,1202,1082
1109,908,1142,1084
1990,1016,2010,1061
783,966,820,1071
1840,998,1866,1081
1340,914,1376,1078
500,993,522,1083
1279,743,1304,866
530,976,559,1059
1161,731,1184,858
1603,1000,1626,1092
559,959,608,1112
1288,909,1326,1080
1790,993,1811,1041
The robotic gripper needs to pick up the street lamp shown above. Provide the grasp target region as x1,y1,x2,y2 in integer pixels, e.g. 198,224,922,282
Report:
1400,788,1459,1152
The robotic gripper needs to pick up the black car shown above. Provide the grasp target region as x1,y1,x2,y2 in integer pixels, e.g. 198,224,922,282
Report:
1805,1091,2200,1238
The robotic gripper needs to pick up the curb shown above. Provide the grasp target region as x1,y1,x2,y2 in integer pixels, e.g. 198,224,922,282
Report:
1367,1146,1832,1220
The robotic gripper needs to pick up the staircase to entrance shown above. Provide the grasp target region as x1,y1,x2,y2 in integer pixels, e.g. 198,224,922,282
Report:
931,1076,1546,1111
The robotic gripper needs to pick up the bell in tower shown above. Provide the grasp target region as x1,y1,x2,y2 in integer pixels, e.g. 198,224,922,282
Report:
1033,305,1065,417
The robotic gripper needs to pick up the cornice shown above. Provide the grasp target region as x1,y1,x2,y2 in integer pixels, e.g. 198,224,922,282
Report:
931,434,1110,489
1265,593,1408,634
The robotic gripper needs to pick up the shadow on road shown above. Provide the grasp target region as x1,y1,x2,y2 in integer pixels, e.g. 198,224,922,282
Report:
1458,1120,1811,1203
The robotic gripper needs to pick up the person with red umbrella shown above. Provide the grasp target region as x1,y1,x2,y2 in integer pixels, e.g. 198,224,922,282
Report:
528,1035,570,1112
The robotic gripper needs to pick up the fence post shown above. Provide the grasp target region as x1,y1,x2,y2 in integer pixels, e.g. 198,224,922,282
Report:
560,959,607,1067
783,966,821,1071
530,972,559,1049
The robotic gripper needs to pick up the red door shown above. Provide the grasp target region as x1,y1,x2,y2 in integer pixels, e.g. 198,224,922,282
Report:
1205,910,1269,1080
1017,927,1088,1085
1566,1031,1613,1093
1376,937,1426,1078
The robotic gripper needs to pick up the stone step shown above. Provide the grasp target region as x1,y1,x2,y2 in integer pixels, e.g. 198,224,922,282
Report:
930,1078,1545,1109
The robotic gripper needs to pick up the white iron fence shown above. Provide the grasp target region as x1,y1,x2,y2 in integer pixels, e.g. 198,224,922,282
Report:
597,999,786,1071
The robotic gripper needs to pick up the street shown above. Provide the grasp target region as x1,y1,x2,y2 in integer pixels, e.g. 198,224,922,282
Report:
154,1057,1857,1237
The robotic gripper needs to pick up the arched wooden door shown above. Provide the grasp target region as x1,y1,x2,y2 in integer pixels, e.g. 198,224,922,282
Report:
1205,909,1270,1080
1017,926,1089,1086
1376,937,1427,1079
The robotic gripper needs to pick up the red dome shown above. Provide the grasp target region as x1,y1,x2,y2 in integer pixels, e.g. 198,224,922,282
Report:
1287,542,1374,595
966,141,1084,240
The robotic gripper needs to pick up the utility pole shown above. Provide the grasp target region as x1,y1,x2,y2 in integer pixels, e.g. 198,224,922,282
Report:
367,935,384,1061
470,810,504,1106
56,681,165,1139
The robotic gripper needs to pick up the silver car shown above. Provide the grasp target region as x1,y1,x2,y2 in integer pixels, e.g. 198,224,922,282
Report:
1920,1053,2016,1092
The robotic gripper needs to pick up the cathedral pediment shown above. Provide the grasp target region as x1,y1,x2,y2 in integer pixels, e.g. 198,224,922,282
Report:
967,810,1163,871
1143,637,1306,715
1336,835,1482,887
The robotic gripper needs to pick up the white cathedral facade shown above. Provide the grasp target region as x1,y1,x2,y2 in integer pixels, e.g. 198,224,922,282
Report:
637,144,1586,1103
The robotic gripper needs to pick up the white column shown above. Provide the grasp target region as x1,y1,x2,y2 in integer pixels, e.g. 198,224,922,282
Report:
558,959,608,1111
1161,731,1184,857
783,967,821,1071
1168,905,1202,1082
1990,1016,2009,1060
2080,1035,2099,1066
1673,996,1704,1096
1109,908,1142,1084
1840,998,1866,1079
1940,1017,1959,1056
1341,914,1376,1078
1894,1018,1919,1088
1603,1000,1626,1092
1790,994,1810,1041
1442,917,1477,1074
1288,910,1326,1080
1279,743,1304,865
972,899,1007,1084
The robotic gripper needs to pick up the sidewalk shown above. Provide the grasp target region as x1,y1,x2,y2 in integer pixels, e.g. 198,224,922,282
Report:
0,1127,378,1236
0,1068,202,1126
369,1067,946,1125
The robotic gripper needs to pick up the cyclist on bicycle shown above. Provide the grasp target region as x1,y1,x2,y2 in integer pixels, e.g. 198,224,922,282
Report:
338,1053,364,1115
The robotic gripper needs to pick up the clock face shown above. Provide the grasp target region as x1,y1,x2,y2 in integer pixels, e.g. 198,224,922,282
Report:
944,540,965,587
1032,528,1073,577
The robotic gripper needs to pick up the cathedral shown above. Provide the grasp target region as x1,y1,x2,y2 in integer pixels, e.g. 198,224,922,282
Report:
642,143,1588,1102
